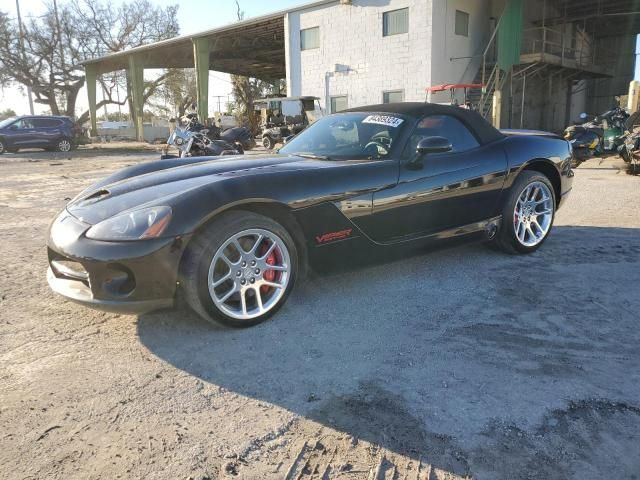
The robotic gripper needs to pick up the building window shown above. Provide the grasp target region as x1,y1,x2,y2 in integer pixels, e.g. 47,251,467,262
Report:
383,90,404,103
330,95,348,113
455,10,469,37
300,27,320,50
383,8,409,37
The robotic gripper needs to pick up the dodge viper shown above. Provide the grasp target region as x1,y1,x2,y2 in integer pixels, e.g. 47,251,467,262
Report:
47,103,573,327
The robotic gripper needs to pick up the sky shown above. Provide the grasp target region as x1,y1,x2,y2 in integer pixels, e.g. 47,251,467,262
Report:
0,0,304,117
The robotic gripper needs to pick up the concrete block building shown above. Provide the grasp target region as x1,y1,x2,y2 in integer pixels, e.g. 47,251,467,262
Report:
285,0,490,111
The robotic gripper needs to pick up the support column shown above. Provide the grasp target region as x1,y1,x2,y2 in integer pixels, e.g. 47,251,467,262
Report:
128,55,145,142
564,78,573,127
492,69,502,128
193,38,210,123
85,64,97,137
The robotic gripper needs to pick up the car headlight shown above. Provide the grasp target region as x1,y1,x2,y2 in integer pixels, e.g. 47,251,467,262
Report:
86,206,172,241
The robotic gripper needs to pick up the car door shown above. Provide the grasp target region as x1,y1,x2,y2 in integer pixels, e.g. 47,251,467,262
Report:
10,118,37,147
31,118,58,147
363,114,508,243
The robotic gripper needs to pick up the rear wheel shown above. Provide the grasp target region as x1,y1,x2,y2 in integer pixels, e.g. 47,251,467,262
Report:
56,137,72,152
493,171,556,254
181,211,298,327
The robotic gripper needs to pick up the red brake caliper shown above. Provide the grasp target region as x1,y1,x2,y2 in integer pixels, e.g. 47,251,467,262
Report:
259,243,278,294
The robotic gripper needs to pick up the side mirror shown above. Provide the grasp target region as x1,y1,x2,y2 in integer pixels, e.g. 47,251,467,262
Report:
416,136,452,156
8,124,18,130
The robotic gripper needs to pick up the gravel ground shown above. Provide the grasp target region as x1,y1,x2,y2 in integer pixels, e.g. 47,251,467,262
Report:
0,149,639,479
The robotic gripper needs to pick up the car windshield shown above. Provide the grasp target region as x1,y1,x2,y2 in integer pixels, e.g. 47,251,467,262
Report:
0,117,17,128
279,112,408,160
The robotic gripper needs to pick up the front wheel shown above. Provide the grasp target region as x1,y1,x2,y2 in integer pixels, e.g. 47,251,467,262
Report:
262,136,274,150
0,139,5,154
493,171,556,254
181,211,298,327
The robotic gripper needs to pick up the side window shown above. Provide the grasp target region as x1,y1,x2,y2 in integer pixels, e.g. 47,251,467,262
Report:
383,8,409,36
455,10,469,37
402,114,480,158
14,119,34,129
330,95,348,113
33,118,59,128
383,90,404,103
300,27,320,50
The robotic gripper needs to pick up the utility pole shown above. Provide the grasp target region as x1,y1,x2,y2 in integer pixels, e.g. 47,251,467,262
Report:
15,0,34,115
212,95,225,113
53,0,67,114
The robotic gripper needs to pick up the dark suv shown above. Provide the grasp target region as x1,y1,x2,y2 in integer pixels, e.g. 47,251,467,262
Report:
0,115,79,154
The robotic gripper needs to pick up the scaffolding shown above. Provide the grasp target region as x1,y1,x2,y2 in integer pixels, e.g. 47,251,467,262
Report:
479,0,639,131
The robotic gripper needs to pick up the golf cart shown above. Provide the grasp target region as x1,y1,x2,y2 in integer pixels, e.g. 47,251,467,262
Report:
425,83,485,109
256,96,324,149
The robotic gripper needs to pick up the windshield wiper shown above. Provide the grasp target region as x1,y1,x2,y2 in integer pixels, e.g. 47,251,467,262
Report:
293,152,331,160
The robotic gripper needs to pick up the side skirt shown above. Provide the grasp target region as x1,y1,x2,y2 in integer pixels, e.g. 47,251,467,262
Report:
307,216,503,272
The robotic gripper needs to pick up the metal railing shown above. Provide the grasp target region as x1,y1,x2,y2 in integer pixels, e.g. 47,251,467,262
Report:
479,15,507,119
521,26,613,71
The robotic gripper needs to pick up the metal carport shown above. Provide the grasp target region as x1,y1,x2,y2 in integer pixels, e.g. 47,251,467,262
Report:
81,12,288,140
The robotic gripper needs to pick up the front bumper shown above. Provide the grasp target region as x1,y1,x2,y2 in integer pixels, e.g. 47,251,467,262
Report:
47,267,173,313
47,210,190,314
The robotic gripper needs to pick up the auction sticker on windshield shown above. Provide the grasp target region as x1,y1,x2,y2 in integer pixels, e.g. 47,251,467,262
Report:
362,115,404,128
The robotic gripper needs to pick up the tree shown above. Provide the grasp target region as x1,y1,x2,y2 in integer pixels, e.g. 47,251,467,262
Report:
0,0,179,122
0,108,16,120
150,68,197,119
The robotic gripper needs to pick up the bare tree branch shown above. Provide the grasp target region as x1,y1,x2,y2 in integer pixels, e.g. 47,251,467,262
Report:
0,0,179,120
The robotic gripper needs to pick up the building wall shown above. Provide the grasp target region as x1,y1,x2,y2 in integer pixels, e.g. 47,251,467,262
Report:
428,0,490,104
285,0,493,110
286,0,435,110
588,34,636,114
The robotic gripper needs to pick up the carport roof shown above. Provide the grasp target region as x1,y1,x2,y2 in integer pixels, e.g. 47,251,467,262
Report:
81,0,336,78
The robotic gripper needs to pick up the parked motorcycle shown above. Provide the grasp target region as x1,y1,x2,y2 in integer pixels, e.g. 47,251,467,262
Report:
162,113,243,159
181,112,255,151
617,126,640,175
564,106,629,166
212,125,256,151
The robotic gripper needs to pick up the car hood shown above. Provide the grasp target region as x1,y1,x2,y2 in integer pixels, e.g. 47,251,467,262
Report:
66,154,330,225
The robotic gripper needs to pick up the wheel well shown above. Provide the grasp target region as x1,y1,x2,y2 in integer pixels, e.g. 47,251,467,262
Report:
522,160,561,207
183,202,309,277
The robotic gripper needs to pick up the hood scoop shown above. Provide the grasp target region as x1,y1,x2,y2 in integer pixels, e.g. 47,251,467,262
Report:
81,188,110,202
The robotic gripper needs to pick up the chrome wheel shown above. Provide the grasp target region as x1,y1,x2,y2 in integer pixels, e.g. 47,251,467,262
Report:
514,181,553,247
58,139,71,152
208,228,291,321
0,141,4,154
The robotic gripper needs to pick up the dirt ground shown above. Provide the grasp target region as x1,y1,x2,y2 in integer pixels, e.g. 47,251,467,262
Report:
1,148,639,480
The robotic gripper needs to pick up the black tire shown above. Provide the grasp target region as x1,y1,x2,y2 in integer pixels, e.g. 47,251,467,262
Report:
262,136,274,150
625,111,640,131
0,139,5,154
180,211,299,328
492,170,556,254
56,137,73,152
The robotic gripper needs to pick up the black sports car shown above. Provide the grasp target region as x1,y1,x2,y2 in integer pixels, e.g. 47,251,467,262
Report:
47,103,573,327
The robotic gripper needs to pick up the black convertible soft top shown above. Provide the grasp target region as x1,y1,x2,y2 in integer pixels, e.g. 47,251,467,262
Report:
345,102,505,146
